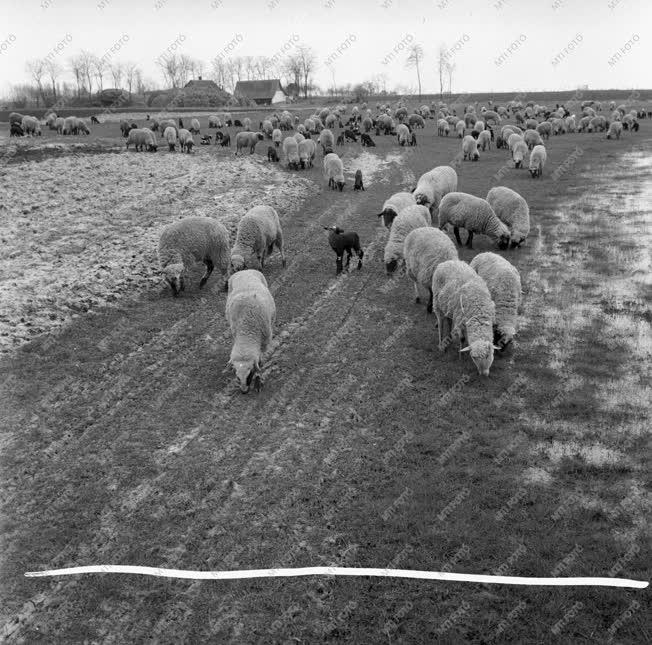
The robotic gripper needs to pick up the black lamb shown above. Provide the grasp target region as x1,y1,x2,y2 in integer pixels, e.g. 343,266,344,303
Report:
325,226,364,275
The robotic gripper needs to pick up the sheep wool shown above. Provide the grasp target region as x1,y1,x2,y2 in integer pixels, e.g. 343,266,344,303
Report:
323,152,345,191
606,121,623,139
414,165,458,217
438,192,510,250
529,145,546,178
404,227,458,312
298,138,316,168
486,186,530,248
283,136,300,170
383,209,430,274
462,135,479,161
432,260,498,376
230,205,286,272
396,123,410,146
236,131,264,155
20,116,41,136
377,191,417,228
512,140,528,168
164,126,177,151
158,216,230,296
226,269,276,393
523,129,543,149
470,252,521,348
455,120,465,137
126,128,157,152
477,129,491,151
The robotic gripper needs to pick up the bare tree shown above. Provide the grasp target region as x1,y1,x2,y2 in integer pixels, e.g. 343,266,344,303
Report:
43,59,62,100
69,55,83,98
78,50,95,97
211,58,226,89
406,43,424,99
92,55,108,93
437,45,447,99
25,59,47,106
445,60,455,95
109,62,124,89
296,45,317,98
157,53,181,88
124,62,138,95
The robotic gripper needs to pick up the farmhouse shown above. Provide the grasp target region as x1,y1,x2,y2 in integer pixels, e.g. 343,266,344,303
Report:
183,77,222,92
233,79,287,105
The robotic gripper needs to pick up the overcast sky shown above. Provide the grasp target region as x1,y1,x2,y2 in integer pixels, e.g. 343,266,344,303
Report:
0,0,649,96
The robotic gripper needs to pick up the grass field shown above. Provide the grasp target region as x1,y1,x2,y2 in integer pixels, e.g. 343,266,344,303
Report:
0,106,650,643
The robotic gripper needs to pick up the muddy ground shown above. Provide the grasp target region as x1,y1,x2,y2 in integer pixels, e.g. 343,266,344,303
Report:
0,112,650,643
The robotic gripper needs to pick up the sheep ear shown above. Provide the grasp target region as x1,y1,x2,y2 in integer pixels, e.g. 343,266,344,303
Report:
493,345,502,350
460,346,471,353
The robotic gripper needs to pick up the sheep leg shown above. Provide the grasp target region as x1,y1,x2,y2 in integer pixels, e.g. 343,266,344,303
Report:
345,250,352,269
465,231,474,248
336,256,343,274
356,249,363,269
453,227,463,246
427,287,433,314
276,234,286,268
199,258,214,288
414,283,420,304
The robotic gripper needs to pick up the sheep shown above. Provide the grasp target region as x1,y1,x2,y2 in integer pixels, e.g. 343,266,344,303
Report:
225,269,276,393
243,117,251,131
208,115,222,128
588,116,607,132
483,110,501,125
471,120,485,138
294,131,306,144
551,117,566,135
438,192,510,250
507,133,524,151
606,121,623,139
62,116,78,135
46,113,58,130
10,123,24,137
525,118,538,130
523,129,543,150
189,118,201,134
486,186,530,248
324,226,364,274
404,227,458,312
178,128,195,153
437,119,450,136
384,206,431,274
464,113,477,128
455,120,465,138
267,146,279,162
233,119,243,127
470,252,521,349
158,216,230,296
220,132,231,147
462,135,480,161
408,114,425,129
230,205,286,273
54,117,65,134
126,128,158,152
318,128,334,154
512,141,528,169
298,138,316,169
272,128,282,147
565,115,576,133
432,260,499,376
20,116,41,136
377,191,417,228
323,152,345,191
9,112,24,125
236,131,264,155
477,129,491,151
159,119,176,135
283,136,300,170
360,133,376,147
528,145,546,178
362,116,373,132
396,123,410,146
413,165,458,219
352,169,365,191
261,119,273,138
164,126,177,151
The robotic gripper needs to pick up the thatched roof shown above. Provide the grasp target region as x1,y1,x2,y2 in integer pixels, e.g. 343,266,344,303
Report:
234,80,285,99
184,79,221,91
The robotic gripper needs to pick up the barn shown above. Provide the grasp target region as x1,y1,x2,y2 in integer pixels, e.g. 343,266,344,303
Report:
233,79,287,105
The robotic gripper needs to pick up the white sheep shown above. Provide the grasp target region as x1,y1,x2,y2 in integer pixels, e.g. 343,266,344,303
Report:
528,145,546,178
283,136,300,170
377,191,417,228
243,117,252,131
318,128,334,153
462,135,479,161
477,129,491,151
523,129,543,150
158,216,230,296
236,131,264,155
414,166,458,218
262,120,273,137
606,121,623,140
189,118,201,134
126,128,157,152
225,269,276,393
323,152,345,191
21,116,41,136
396,123,410,146
404,227,458,312
208,115,222,128
432,259,498,376
383,207,430,274
438,192,510,250
298,138,316,169
486,186,530,248
507,133,524,151
230,205,286,272
470,252,521,349
437,118,450,136
272,128,283,146
55,117,65,134
455,120,465,138
178,128,195,153
512,140,528,169
163,126,177,151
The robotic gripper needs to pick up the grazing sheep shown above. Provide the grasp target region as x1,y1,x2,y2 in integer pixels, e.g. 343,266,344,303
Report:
384,207,431,274
512,141,528,169
578,116,591,132
377,191,417,228
298,138,316,169
159,119,176,136
404,227,458,312
283,136,300,170
189,118,201,134
438,192,510,250
354,169,364,191
477,129,491,151
486,186,530,248
208,115,222,128
462,135,480,161
437,119,450,136
323,152,345,191
396,123,410,146
233,119,243,127
262,119,273,138
525,118,538,130
471,120,485,138
62,116,78,135
413,165,458,219
324,226,364,274
318,128,335,153
528,145,546,178
551,118,566,135
606,121,623,139
178,128,195,153
588,116,607,132
226,269,276,393
243,117,251,131
10,123,24,137
362,116,373,132
267,146,279,162
470,252,521,349
294,131,306,144
408,114,425,129
523,129,543,149
126,128,158,152
344,129,358,142
9,112,24,125
272,128,282,147
230,205,286,272
164,126,177,151
432,260,498,376
464,113,477,128
482,110,501,125
507,133,524,151
361,133,376,147
158,217,230,296
20,116,41,136
220,132,231,147
236,131,264,155
46,113,58,130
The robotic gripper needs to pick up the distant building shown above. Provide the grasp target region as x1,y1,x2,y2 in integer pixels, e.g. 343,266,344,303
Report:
184,77,222,92
233,80,287,105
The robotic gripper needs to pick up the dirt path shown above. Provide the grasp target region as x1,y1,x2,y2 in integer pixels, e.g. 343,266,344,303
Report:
1,134,649,643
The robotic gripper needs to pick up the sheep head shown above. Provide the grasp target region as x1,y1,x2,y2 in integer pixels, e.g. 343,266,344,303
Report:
163,262,185,296
230,253,246,273
230,357,262,393
460,340,500,376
